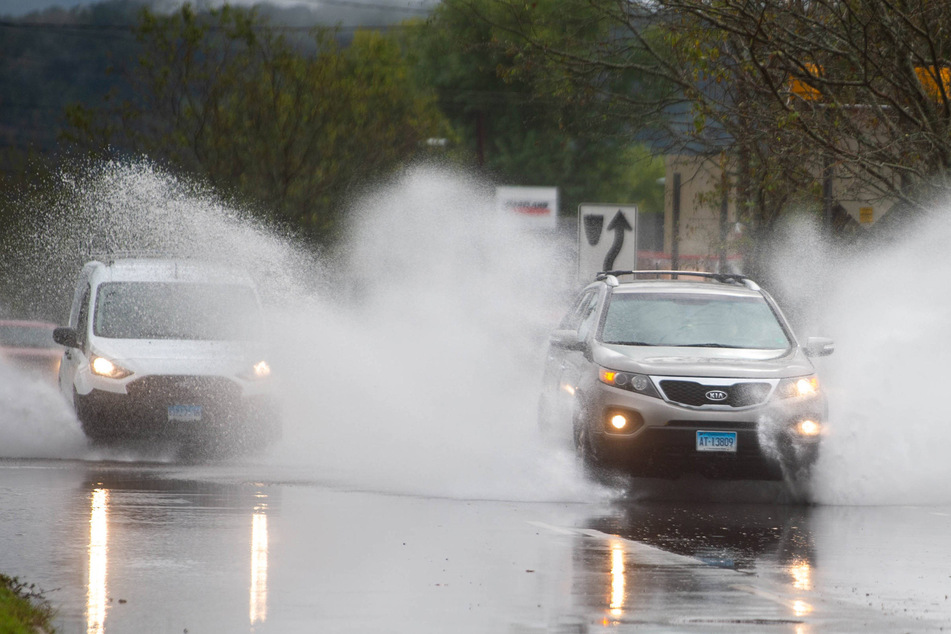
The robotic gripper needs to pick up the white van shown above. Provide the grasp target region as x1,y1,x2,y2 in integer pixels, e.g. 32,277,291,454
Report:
54,257,280,451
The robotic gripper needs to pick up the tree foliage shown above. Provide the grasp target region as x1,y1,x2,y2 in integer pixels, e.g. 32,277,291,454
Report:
63,5,451,241
476,0,951,261
406,0,667,219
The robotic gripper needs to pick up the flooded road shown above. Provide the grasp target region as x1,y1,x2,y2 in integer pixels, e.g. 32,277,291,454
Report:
1,458,948,633
3,161,951,632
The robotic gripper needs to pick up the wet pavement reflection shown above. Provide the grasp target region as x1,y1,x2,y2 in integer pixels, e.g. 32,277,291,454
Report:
566,498,819,630
0,460,948,632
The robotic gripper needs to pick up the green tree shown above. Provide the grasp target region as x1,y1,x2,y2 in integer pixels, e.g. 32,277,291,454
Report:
407,0,667,221
63,4,450,241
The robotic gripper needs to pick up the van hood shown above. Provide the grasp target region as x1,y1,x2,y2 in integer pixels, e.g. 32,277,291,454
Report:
595,342,815,379
90,338,265,377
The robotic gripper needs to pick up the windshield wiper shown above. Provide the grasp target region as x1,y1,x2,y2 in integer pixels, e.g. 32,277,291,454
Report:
605,341,656,346
673,343,739,348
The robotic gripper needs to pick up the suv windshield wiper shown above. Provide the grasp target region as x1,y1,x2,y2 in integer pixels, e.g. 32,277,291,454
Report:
673,343,738,348
604,340,657,346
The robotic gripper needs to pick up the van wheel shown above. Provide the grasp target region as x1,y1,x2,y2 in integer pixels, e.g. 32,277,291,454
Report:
74,390,107,443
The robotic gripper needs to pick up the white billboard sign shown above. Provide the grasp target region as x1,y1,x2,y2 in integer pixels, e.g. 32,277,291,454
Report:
578,203,638,281
496,186,558,228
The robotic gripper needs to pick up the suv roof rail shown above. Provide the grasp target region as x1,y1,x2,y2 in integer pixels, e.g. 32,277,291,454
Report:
88,251,222,265
596,270,760,291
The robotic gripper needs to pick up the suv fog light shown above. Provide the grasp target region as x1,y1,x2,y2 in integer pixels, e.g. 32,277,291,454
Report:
603,409,644,434
795,419,821,437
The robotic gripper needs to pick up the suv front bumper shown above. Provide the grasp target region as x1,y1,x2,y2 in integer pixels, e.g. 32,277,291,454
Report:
585,383,824,480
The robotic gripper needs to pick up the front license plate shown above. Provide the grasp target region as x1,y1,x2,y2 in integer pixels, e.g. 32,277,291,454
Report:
168,404,202,422
696,430,737,453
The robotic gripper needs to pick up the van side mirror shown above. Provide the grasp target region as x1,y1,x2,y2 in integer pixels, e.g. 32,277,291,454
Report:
53,327,79,349
550,329,587,351
804,337,834,357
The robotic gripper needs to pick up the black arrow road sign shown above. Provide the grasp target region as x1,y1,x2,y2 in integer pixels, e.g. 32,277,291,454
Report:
583,214,604,246
603,210,633,271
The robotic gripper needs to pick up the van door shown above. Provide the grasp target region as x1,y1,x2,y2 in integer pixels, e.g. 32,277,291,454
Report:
58,283,91,402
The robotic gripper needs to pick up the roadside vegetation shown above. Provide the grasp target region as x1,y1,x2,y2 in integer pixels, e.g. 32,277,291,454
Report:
0,574,55,633
1,2,663,245
1,0,949,284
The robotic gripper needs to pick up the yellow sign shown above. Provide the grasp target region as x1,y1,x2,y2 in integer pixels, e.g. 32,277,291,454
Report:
789,65,950,102
860,206,874,224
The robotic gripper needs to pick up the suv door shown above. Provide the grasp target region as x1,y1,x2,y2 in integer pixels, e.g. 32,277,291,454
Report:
539,288,601,432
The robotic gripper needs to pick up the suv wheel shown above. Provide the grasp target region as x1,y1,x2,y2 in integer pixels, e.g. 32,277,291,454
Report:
574,401,605,478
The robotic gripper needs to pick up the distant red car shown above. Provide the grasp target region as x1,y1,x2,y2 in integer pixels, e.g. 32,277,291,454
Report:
0,320,62,381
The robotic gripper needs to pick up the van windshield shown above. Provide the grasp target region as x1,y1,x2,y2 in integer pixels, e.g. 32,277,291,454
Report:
93,282,264,341
600,292,790,349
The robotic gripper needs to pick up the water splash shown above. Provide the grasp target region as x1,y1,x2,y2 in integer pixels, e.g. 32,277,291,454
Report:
0,358,86,458
2,158,600,502
769,211,951,505
270,166,592,501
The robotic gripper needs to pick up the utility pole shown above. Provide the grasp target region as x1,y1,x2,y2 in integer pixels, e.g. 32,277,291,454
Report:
822,155,833,232
672,172,681,271
719,154,729,273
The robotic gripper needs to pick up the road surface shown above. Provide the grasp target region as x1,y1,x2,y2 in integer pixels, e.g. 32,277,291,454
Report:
0,456,949,633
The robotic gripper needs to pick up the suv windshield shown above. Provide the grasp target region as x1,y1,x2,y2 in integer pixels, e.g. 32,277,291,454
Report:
600,292,790,349
93,282,264,341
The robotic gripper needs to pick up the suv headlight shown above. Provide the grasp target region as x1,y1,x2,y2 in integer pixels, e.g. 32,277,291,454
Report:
598,367,659,397
776,375,819,399
90,355,133,380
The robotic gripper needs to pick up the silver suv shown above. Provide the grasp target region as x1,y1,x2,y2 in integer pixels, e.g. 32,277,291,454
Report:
53,257,280,453
538,271,833,481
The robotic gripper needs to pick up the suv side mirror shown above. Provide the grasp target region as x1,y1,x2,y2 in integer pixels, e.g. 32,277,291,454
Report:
804,337,834,357
550,329,587,351
53,327,79,349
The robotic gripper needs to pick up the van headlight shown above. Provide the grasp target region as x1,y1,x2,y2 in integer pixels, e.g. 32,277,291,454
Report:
776,375,819,399
90,355,133,379
240,360,272,380
598,367,659,397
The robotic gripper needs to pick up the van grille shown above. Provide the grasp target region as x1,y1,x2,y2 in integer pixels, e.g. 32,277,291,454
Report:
126,375,240,403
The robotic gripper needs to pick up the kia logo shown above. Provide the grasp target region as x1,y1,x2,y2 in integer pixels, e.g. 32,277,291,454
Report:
705,390,728,402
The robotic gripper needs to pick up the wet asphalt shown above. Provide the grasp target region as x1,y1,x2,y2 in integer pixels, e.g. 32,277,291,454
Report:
0,458,949,633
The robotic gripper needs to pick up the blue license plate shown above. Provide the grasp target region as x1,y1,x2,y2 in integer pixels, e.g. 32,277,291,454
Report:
168,404,202,422
696,431,737,453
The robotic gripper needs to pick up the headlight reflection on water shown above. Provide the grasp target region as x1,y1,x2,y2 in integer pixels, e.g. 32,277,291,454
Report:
600,538,628,625
250,495,269,626
87,488,109,634
85,485,272,631
789,559,812,591
789,560,814,618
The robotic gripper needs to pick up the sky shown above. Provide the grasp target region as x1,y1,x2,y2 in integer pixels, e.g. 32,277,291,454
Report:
0,0,87,13
0,0,435,19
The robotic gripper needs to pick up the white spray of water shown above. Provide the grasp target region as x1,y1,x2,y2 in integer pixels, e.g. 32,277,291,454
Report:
0,359,87,458
270,167,596,500
769,211,951,505
4,159,601,502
